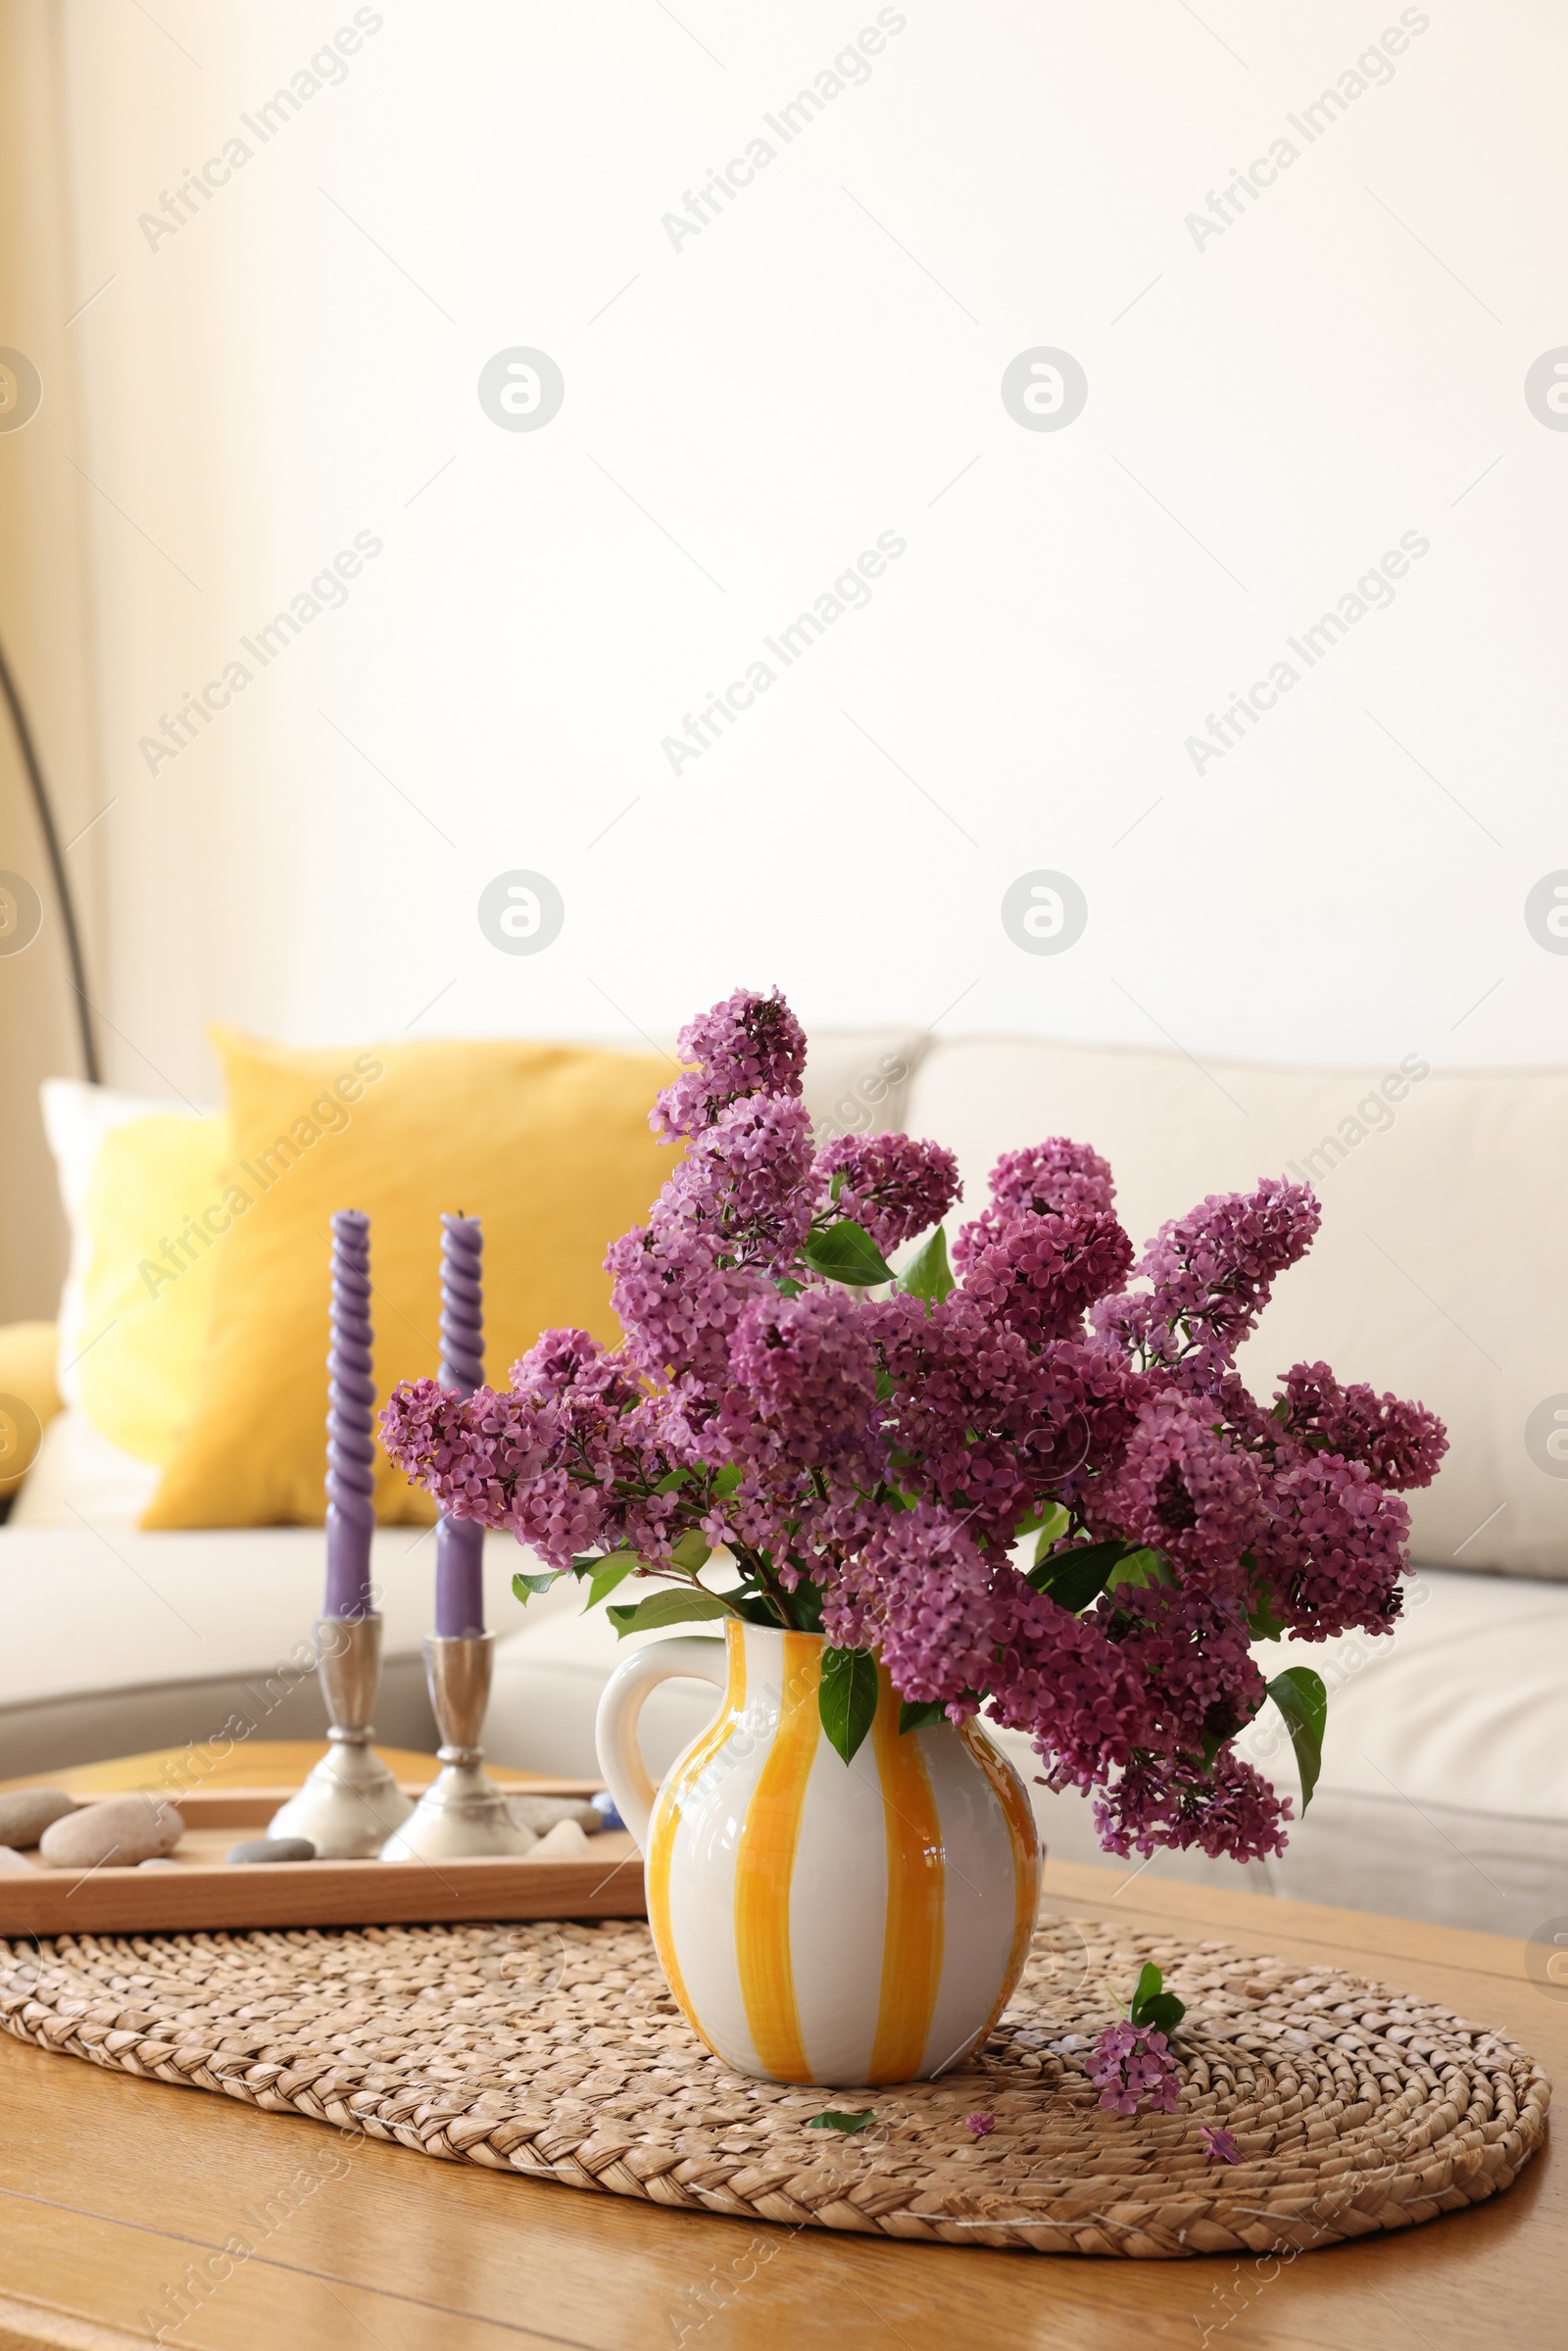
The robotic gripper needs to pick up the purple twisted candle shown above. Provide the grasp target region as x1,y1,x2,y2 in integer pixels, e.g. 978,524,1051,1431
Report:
434,1212,486,1638
323,1209,376,1621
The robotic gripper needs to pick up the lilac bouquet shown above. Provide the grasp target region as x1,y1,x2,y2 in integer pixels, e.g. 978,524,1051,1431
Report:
381,989,1446,1866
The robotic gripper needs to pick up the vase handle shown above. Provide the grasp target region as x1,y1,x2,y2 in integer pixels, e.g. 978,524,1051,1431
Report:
594,1637,729,1854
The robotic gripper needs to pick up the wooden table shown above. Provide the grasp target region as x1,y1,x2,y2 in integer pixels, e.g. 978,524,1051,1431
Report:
0,1745,1556,2350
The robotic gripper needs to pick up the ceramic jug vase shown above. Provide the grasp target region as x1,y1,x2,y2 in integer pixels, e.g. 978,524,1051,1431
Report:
595,1620,1042,2086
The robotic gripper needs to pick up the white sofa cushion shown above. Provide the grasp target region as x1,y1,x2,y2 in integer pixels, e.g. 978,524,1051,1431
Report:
905,1036,1568,1580
760,1025,929,1145
38,1079,212,1414
0,1524,519,1778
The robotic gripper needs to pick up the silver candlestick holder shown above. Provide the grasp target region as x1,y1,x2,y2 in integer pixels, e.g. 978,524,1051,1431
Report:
269,1614,415,1858
377,1632,533,1860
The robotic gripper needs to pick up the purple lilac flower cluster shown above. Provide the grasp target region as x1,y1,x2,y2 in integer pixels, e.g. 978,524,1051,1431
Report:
650,987,808,1142
814,1129,961,1253
1085,2021,1181,2117
380,988,1446,1866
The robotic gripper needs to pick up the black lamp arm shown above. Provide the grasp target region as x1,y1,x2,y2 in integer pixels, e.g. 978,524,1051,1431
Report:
0,629,100,1084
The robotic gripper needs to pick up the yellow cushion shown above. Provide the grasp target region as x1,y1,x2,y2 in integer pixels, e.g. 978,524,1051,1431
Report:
142,1028,673,1529
0,1320,63,1496
76,1113,228,1464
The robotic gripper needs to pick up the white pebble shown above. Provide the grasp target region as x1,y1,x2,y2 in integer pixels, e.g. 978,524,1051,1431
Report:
522,1818,593,1861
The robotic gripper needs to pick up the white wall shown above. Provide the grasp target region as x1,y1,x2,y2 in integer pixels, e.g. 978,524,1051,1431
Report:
51,0,1568,1106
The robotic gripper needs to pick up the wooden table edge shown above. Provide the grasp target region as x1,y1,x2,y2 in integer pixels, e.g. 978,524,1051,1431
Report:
0,2286,145,2351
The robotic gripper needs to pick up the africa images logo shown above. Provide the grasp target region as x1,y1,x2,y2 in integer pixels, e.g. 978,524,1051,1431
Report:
0,348,42,432
1000,350,1088,432
1524,351,1568,429
1002,872,1088,955
477,350,564,432
478,871,565,955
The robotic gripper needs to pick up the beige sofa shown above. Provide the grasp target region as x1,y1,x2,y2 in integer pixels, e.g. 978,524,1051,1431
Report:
5,1029,1564,1935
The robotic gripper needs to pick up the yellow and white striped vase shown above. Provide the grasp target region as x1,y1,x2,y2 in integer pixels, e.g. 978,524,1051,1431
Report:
594,1620,1041,2086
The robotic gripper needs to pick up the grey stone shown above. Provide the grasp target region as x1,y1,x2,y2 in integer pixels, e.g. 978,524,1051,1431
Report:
0,1788,78,1848
0,1846,37,1873
225,1837,316,1865
506,1794,602,1836
39,1794,184,1870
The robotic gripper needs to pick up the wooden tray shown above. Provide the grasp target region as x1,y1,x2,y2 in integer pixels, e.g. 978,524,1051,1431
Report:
0,1782,647,1935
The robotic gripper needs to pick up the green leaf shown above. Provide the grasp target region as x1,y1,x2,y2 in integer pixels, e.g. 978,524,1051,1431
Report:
806,2109,875,2133
653,1467,688,1495
1128,1961,1186,2033
800,1218,897,1289
1105,1546,1172,1593
1247,1590,1290,1642
786,1575,826,1635
1029,1503,1070,1560
1026,1539,1133,1612
722,1586,783,1627
1267,1666,1328,1812
818,1645,880,1763
896,1225,956,1304
512,1571,558,1603
606,1590,736,1639
1129,1960,1162,2016
712,1462,744,1497
669,1529,711,1572
899,1698,948,1736
1138,1992,1187,2035
584,1554,639,1610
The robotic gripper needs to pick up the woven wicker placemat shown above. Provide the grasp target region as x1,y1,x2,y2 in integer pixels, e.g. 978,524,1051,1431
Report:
0,1912,1547,2257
